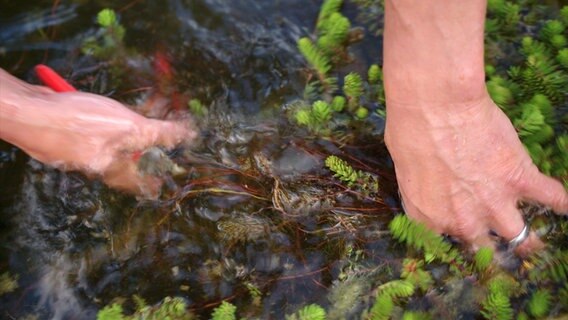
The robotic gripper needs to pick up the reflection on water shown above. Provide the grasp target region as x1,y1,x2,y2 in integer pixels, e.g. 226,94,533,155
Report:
0,1,393,319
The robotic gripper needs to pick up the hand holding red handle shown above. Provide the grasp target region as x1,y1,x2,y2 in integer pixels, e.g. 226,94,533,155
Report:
34,64,77,92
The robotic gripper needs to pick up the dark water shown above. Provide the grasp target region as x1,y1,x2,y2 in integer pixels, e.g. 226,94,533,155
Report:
0,1,397,319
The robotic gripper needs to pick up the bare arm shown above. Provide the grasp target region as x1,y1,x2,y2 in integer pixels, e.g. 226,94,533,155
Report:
383,0,568,254
0,68,194,196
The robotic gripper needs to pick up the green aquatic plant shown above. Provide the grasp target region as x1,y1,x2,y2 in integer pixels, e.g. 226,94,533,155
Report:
480,288,514,320
97,296,193,320
527,289,551,318
317,0,343,30
330,96,346,112
317,12,351,55
355,107,369,119
82,8,126,59
485,0,520,37
325,155,359,187
97,8,118,28
367,64,382,85
298,37,331,79
368,280,415,320
97,304,124,320
188,99,207,117
528,249,568,283
474,247,494,274
485,3,568,187
294,100,334,134
312,100,333,123
343,73,364,110
401,311,432,320
388,214,462,266
88,1,568,319
479,273,523,320
286,304,326,320
294,0,386,135
325,155,379,195
211,301,237,320
400,259,433,292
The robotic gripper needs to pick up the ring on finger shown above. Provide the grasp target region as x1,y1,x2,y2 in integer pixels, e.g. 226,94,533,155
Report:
507,222,530,250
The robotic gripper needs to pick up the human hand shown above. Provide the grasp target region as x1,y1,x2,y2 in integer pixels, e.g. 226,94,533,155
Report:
384,94,568,255
0,69,195,196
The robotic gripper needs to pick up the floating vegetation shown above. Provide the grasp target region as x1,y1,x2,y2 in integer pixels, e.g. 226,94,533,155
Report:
285,304,326,320
97,296,194,320
1,0,567,319
0,272,18,296
217,214,269,244
87,0,566,317
82,9,126,60
293,0,385,137
188,98,208,117
325,155,379,196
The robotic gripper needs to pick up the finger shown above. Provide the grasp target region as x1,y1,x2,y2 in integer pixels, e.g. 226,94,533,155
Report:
102,157,163,198
452,217,496,252
517,168,568,214
141,120,196,150
398,189,446,234
489,204,544,256
514,232,544,257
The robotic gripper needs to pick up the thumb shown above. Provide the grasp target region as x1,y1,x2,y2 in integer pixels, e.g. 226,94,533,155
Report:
518,168,568,214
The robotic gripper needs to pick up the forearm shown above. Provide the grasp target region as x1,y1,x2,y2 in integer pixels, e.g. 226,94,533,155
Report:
0,70,50,151
383,0,488,108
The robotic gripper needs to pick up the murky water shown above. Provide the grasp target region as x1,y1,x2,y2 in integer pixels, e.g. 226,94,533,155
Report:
0,1,397,319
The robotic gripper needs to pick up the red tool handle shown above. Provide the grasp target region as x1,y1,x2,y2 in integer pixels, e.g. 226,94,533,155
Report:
35,64,77,92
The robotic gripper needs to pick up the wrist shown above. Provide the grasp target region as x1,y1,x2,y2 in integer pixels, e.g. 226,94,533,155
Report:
384,93,498,158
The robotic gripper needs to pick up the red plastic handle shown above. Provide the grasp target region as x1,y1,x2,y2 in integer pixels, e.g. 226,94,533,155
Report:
35,64,77,92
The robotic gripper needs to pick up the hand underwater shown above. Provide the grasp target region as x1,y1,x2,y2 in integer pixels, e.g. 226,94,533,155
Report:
0,68,195,196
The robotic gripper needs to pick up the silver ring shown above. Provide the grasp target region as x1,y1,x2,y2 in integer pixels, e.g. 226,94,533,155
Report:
508,223,530,249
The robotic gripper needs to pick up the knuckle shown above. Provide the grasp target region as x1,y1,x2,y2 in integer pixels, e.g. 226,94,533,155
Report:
551,192,568,211
506,162,532,190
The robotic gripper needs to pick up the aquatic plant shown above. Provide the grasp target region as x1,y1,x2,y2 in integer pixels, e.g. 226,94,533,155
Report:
188,99,207,117
400,259,433,292
480,287,514,320
97,296,194,320
368,280,415,320
0,272,18,295
528,249,568,283
486,0,520,37
343,73,363,107
294,0,382,135
401,311,432,320
325,155,379,195
285,304,326,320
297,37,331,79
485,2,568,187
97,304,124,320
528,289,552,318
211,301,237,320
474,247,494,273
316,0,343,30
89,1,568,318
82,8,126,59
388,215,462,265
